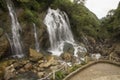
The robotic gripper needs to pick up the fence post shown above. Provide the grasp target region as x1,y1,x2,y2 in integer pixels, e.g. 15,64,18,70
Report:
52,70,55,80
85,56,88,63
109,53,112,61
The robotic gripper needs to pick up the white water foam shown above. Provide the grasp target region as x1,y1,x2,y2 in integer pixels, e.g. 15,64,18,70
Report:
44,8,87,56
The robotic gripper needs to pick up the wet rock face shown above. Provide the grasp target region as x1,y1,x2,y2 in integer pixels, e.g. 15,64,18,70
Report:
0,28,3,36
22,24,35,55
39,27,50,51
0,33,9,58
63,42,74,54
21,22,50,55
60,42,75,62
0,8,49,58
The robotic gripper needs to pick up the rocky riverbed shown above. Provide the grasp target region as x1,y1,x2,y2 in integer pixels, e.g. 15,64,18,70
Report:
0,48,63,80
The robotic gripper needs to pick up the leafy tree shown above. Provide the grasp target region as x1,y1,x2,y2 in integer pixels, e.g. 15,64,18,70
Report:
0,0,7,11
100,2,120,40
74,0,86,5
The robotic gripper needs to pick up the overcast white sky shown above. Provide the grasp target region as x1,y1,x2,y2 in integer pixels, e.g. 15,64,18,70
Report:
85,0,120,19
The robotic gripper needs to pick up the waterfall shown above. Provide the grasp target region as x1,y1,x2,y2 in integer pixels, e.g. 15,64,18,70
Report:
6,0,24,58
44,8,87,56
33,23,40,52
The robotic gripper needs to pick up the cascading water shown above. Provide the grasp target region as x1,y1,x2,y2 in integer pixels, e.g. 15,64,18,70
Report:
6,0,24,58
33,23,40,52
44,8,87,56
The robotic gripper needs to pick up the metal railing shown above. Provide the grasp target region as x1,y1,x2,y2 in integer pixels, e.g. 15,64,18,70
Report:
38,62,68,80
38,55,120,80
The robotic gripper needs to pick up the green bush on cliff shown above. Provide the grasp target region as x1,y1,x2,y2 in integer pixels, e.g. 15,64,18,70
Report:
21,9,39,23
0,0,7,11
32,0,100,40
49,0,100,39
10,0,100,39
11,0,54,25
1,0,100,39
22,0,40,12
101,2,120,40
0,0,99,51
71,5,100,39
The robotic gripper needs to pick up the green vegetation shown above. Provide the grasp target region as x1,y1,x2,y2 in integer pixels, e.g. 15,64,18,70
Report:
54,62,87,80
69,65,81,72
0,0,120,79
69,4,100,39
0,0,119,41
0,0,7,11
54,64,81,80
0,0,120,49
50,0,100,39
100,2,120,41
3,0,120,70
0,0,99,40
55,71,66,80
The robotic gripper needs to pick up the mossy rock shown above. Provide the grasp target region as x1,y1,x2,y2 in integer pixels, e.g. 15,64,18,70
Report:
61,52,73,62
63,42,74,54
0,59,15,79
29,48,43,61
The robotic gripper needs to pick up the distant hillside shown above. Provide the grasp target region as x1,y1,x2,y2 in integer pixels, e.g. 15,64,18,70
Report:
100,2,120,41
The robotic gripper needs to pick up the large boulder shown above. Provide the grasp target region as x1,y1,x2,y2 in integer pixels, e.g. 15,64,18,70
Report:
29,48,43,61
61,52,73,62
39,56,58,68
63,42,74,54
